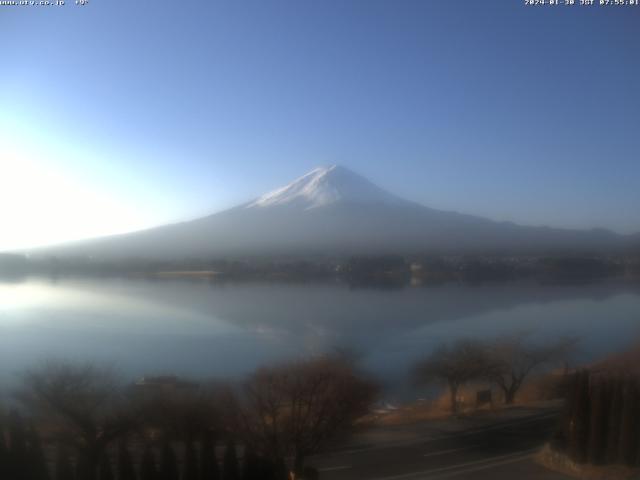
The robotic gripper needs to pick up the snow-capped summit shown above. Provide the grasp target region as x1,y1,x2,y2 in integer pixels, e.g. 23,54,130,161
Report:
245,165,411,210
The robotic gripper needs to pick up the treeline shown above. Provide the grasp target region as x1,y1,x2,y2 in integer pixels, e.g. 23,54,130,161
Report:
0,411,49,480
342,255,408,287
553,370,640,467
0,415,284,480
0,355,377,480
412,256,628,285
0,255,336,282
2,253,636,286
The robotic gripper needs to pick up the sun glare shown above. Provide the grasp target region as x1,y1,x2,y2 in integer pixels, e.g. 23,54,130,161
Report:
0,141,148,252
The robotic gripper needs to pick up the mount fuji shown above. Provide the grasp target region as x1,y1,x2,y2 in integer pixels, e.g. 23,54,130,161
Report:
32,165,636,258
244,165,411,210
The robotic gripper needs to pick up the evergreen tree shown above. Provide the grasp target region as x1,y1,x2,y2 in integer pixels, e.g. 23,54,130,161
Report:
54,445,75,480
8,410,29,480
222,441,239,480
140,447,158,480
301,466,319,480
606,376,624,464
160,443,179,480
257,456,286,480
0,422,9,479
98,454,114,480
76,451,95,480
241,448,259,480
272,458,287,480
568,370,590,463
637,422,640,468
117,442,137,480
618,378,639,466
26,425,50,480
557,372,579,453
200,432,220,480
587,377,609,465
184,439,199,480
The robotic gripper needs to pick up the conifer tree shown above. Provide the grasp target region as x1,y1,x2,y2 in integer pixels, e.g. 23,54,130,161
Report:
54,445,75,480
0,422,8,479
272,458,287,480
241,448,259,480
98,454,114,480
26,425,49,480
160,443,179,480
568,370,590,463
606,376,624,464
618,378,639,466
222,441,239,480
200,432,220,480
140,447,158,480
258,456,286,480
301,466,319,480
558,372,578,453
587,377,609,465
8,410,29,480
184,439,199,480
117,442,137,480
76,451,95,480
636,423,640,468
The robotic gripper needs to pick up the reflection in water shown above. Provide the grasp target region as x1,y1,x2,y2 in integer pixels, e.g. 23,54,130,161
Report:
1,277,639,400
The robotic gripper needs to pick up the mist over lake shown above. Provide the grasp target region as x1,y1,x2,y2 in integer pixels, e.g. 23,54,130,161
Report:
2,277,639,400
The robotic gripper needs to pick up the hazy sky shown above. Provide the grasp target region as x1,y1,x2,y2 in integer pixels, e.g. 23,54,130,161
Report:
2,1,639,250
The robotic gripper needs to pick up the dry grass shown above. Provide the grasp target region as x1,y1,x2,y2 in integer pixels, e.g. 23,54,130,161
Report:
368,374,567,426
536,444,640,480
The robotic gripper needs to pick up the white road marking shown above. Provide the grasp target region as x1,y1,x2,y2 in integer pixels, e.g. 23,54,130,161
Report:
428,452,535,479
422,446,477,458
318,465,352,472
323,411,558,456
372,448,538,480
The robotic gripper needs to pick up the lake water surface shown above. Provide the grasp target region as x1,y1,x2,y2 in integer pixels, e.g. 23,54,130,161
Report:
1,277,639,400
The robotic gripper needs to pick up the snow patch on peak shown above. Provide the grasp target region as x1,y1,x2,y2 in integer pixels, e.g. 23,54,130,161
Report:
245,165,410,210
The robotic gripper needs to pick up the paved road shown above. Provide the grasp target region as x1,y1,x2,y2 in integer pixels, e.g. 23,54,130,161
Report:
309,410,570,479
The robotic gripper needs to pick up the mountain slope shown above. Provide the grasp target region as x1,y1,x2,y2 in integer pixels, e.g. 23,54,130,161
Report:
29,165,636,259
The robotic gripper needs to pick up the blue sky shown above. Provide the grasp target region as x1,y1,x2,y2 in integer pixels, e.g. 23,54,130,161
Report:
2,0,639,249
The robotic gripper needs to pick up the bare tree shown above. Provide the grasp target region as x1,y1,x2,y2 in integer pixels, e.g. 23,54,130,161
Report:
18,362,136,480
485,334,578,404
413,339,490,414
235,355,377,474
